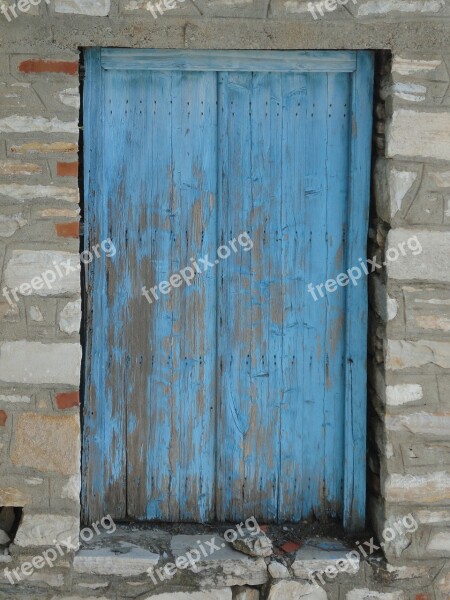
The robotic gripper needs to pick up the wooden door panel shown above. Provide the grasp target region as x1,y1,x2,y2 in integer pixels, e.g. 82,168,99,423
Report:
82,50,373,528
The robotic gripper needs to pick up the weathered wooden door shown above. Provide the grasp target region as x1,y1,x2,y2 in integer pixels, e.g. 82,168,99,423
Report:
82,50,373,529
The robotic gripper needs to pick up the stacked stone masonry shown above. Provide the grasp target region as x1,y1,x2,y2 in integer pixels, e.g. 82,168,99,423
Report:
0,0,449,598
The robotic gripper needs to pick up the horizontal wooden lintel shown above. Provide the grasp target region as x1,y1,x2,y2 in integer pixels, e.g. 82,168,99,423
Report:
100,49,358,72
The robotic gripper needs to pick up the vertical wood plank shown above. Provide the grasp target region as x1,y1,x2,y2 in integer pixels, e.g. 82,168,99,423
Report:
83,60,130,521
344,51,374,531
322,72,351,516
82,49,109,523
247,72,283,521
277,72,307,522
126,70,168,520
139,70,218,522
173,71,217,521
299,72,329,520
217,72,284,521
216,71,258,521
112,72,152,520
143,70,180,520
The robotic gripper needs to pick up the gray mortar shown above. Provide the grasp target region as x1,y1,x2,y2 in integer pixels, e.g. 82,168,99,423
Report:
0,19,448,53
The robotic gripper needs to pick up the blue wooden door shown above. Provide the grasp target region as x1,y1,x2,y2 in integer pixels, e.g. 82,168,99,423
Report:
83,50,373,529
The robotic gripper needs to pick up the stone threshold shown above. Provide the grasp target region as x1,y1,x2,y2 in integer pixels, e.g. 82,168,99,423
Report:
72,524,361,587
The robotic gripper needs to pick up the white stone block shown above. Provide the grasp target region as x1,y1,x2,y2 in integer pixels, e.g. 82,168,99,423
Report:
371,277,398,322
387,109,450,160
51,597,110,600
415,314,450,331
0,553,12,565
61,474,81,502
0,184,79,203
391,82,426,103
55,0,110,15
15,514,79,547
346,590,405,600
58,87,80,109
385,384,423,406
24,477,44,485
392,57,442,76
0,340,81,385
59,299,81,334
268,580,327,600
292,539,359,579
0,394,30,403
234,587,260,600
5,250,80,296
358,0,443,16
40,208,80,218
74,543,160,576
385,563,431,579
416,509,450,524
387,296,398,321
149,592,232,600
171,534,268,587
0,116,78,134
0,213,27,237
386,411,450,436
429,170,450,188
387,339,450,370
426,530,450,553
208,0,251,4
29,305,44,322
387,229,450,282
388,168,418,218
385,472,450,504
268,561,289,578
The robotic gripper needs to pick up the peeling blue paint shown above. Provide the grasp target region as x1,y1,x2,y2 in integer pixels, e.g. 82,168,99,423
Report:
82,50,373,530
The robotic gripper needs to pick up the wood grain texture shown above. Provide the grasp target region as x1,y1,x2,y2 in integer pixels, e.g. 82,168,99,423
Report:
343,51,374,531
101,49,357,73
83,49,373,528
216,72,284,522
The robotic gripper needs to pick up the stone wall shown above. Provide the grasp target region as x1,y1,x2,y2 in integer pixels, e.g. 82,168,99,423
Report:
0,45,82,573
366,48,450,597
0,0,449,598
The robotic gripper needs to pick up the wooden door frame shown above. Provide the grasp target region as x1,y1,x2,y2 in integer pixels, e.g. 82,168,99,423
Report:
82,49,374,531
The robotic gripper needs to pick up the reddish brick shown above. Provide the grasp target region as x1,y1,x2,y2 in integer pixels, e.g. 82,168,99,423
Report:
57,161,78,177
55,391,80,410
416,595,432,600
280,541,301,553
0,410,7,426
55,222,79,238
18,59,78,75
